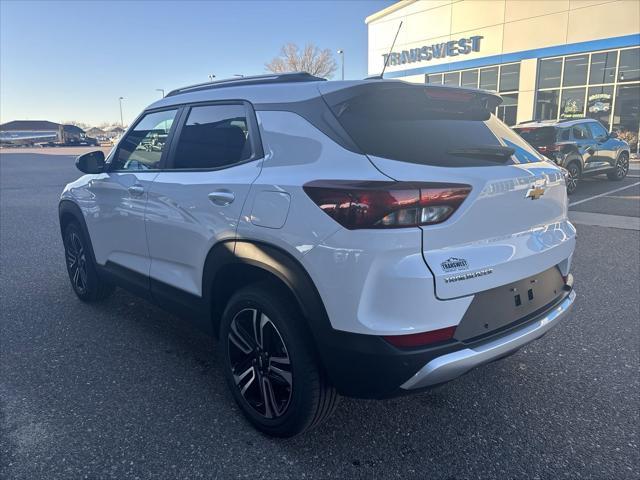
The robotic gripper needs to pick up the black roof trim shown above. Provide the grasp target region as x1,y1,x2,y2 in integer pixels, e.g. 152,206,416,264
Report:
166,72,327,98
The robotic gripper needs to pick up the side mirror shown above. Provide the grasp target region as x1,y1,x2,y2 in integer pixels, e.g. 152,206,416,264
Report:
76,150,105,174
608,131,618,139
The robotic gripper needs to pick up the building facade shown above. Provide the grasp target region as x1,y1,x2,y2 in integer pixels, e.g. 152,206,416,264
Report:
366,0,640,149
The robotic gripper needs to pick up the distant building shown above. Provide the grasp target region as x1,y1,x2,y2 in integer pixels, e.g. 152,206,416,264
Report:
0,120,93,146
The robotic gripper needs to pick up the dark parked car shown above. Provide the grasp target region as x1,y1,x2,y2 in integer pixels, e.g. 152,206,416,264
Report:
514,118,630,194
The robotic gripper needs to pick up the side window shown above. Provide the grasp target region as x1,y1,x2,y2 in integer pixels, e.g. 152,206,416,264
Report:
557,128,570,141
111,109,177,170
171,104,253,169
572,124,591,140
588,122,608,141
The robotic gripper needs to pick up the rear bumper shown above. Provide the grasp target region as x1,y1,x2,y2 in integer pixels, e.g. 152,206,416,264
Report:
401,289,576,390
317,285,575,399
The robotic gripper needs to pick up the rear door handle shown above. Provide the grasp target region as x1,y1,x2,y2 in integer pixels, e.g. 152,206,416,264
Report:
128,185,145,197
208,190,235,206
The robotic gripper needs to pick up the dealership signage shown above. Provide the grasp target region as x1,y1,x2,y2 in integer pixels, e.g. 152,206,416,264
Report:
383,35,483,66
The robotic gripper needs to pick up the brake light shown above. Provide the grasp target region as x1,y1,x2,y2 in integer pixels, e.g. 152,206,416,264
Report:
383,326,457,348
303,181,471,230
538,144,561,153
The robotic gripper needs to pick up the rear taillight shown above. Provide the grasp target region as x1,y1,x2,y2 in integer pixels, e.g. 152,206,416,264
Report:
303,181,471,230
383,326,457,348
538,144,561,154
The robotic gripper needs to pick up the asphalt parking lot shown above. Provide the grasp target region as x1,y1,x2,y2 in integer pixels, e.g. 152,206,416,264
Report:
1,148,638,479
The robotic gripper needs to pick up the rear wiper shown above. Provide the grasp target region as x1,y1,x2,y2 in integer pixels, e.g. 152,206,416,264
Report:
447,145,515,162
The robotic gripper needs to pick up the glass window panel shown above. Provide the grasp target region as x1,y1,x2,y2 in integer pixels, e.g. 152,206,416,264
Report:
535,90,560,120
497,93,518,126
563,54,589,87
560,88,586,119
172,105,252,169
589,51,618,85
499,63,520,92
479,67,498,91
112,109,177,170
571,124,591,140
586,86,614,130
618,48,640,82
538,58,563,89
613,84,640,152
426,73,443,84
461,69,478,88
444,71,460,86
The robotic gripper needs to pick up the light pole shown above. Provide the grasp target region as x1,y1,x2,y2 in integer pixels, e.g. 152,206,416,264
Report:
156,88,165,98
118,97,124,128
337,49,344,80
208,74,216,82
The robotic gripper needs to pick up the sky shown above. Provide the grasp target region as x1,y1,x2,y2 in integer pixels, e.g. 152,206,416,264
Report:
0,0,393,126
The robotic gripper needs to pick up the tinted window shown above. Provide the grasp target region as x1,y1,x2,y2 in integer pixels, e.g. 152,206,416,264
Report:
613,84,640,151
499,63,520,92
479,67,498,91
589,51,617,85
112,109,177,171
444,72,460,86
172,105,253,169
588,122,608,141
618,48,640,82
572,124,591,140
560,88,586,119
461,70,478,88
536,90,560,120
497,93,518,126
538,58,563,89
563,55,589,87
587,86,613,129
514,126,557,146
324,83,543,167
426,73,443,84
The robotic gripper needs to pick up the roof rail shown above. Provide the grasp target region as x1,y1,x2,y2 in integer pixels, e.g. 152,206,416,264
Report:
166,72,326,97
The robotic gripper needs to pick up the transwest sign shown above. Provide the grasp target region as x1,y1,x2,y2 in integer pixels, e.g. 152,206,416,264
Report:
382,35,483,66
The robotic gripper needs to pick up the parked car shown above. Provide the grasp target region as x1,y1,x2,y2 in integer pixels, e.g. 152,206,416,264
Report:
59,73,576,437
514,118,630,194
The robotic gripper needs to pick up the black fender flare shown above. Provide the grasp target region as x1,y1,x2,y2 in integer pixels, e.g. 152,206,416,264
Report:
203,240,333,344
58,200,98,265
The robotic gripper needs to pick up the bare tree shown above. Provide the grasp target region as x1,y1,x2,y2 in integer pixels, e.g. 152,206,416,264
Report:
266,43,337,78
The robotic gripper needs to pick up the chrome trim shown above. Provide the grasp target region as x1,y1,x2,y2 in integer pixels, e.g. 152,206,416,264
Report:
401,290,576,390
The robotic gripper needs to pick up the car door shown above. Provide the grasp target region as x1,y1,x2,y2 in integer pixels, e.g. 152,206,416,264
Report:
587,121,617,169
145,102,263,297
571,123,598,171
84,108,179,281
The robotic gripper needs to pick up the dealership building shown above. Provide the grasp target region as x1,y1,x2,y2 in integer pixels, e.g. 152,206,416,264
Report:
366,0,640,148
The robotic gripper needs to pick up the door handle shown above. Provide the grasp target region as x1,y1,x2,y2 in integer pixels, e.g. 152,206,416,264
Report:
128,185,145,197
208,190,235,206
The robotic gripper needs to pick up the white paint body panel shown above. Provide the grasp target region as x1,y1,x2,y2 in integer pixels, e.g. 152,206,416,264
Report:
63,171,159,276
145,161,262,296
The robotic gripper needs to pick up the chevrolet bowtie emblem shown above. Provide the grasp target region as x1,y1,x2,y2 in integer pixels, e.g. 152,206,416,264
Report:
526,185,546,200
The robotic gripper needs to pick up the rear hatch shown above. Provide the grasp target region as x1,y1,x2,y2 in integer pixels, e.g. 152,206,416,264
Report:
320,81,576,299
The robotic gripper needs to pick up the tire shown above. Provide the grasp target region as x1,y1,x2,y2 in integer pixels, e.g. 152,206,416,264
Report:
607,152,629,181
63,222,114,302
219,283,338,437
565,161,581,195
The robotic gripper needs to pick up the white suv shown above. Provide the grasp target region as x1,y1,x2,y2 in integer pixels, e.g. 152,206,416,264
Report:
59,73,576,437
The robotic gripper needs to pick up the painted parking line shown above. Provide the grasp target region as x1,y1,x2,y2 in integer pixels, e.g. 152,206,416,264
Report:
569,211,640,231
569,181,640,207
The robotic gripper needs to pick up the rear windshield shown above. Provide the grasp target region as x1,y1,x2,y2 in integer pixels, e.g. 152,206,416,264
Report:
514,126,568,146
323,82,544,167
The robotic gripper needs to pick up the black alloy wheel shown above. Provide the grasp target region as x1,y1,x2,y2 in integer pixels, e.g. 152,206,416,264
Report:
63,222,114,301
566,162,580,194
608,152,629,181
220,284,338,437
227,308,293,419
